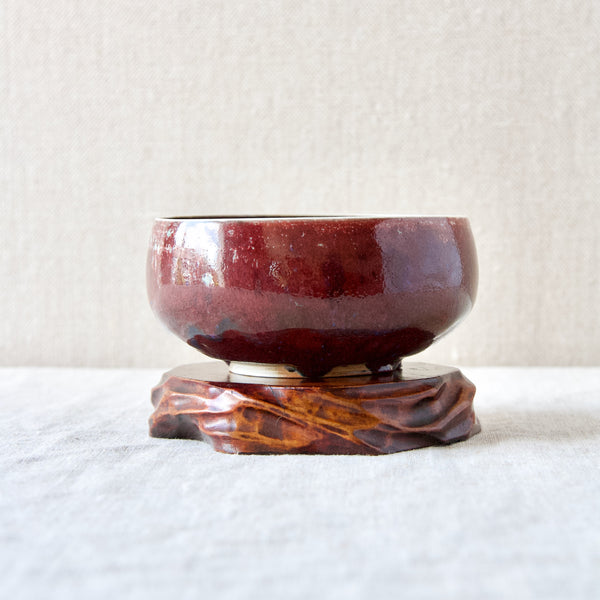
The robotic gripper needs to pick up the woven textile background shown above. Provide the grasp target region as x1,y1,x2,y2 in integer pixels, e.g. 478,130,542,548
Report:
2,1,599,367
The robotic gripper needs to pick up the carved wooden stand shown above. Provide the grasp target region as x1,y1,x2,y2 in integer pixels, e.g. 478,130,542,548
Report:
149,362,479,454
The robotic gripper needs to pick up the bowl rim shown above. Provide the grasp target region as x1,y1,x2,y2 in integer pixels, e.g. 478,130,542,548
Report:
154,214,470,222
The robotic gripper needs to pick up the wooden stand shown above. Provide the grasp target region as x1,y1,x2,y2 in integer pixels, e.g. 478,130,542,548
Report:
149,362,480,454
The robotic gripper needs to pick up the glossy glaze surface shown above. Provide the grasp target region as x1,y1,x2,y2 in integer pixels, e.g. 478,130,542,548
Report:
147,216,478,378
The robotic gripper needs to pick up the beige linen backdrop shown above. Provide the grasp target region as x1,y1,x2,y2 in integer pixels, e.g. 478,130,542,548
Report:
1,1,599,367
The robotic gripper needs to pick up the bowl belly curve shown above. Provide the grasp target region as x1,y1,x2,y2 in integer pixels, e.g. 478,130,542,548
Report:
147,217,477,378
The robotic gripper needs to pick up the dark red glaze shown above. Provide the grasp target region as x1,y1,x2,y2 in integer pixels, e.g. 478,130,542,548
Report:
147,216,478,378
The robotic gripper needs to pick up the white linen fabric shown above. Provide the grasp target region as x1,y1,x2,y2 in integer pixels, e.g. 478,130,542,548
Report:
1,366,599,599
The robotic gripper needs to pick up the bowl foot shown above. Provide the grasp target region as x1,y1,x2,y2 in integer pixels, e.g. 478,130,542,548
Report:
149,362,480,455
228,360,396,379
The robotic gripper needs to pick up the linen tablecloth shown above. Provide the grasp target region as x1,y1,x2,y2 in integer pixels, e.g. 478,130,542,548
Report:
1,366,599,599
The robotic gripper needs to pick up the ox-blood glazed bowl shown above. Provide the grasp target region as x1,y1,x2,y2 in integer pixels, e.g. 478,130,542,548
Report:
147,216,477,379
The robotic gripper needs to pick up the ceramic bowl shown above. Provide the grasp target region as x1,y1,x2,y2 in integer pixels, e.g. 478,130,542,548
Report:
147,216,478,378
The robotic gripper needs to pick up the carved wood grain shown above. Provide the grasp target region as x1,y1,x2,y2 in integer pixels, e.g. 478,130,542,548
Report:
149,363,480,454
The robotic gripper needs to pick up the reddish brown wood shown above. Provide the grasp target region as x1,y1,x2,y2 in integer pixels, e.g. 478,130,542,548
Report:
149,362,480,455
